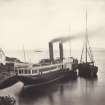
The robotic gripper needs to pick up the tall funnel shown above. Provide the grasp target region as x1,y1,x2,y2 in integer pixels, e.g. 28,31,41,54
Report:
59,42,63,61
49,42,54,63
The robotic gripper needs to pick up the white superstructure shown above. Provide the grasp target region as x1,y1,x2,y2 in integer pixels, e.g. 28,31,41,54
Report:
14,57,74,76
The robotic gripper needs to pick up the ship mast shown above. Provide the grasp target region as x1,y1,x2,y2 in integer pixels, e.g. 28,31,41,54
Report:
69,25,71,57
23,45,26,62
69,40,71,57
85,10,88,63
80,9,95,64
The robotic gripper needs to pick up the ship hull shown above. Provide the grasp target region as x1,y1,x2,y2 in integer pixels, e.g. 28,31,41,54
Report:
0,60,79,89
78,63,98,77
17,69,77,87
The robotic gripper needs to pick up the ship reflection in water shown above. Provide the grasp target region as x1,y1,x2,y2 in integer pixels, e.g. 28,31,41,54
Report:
18,77,99,105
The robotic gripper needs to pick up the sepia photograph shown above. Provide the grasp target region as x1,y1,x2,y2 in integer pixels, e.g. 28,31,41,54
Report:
0,0,105,105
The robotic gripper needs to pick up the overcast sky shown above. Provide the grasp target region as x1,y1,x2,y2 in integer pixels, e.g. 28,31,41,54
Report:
0,0,105,51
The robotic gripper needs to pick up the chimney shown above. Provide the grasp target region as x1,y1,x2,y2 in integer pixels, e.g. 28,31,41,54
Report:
49,42,54,63
59,42,63,61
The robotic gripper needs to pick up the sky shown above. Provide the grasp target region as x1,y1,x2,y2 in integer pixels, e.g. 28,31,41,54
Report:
0,0,105,52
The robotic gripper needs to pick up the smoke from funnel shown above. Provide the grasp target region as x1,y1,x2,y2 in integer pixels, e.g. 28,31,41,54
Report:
50,26,104,43
50,32,84,43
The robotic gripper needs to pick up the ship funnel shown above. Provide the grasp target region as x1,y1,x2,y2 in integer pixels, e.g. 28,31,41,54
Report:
49,42,54,63
59,42,63,62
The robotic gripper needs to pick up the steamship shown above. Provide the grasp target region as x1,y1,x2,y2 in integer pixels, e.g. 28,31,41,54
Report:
14,42,78,87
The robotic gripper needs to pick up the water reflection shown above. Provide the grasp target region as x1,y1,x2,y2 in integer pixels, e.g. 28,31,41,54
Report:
0,73,99,105
18,77,98,105
18,78,78,105
79,77,98,96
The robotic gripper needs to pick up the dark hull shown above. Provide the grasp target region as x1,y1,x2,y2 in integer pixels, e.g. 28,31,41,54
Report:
17,69,77,88
0,68,78,89
78,63,98,77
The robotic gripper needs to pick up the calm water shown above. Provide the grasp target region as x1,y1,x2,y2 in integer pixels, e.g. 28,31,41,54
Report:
1,50,105,105
16,50,105,105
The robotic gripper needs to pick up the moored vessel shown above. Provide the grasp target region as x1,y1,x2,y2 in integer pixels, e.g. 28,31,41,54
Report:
78,11,98,77
15,42,78,87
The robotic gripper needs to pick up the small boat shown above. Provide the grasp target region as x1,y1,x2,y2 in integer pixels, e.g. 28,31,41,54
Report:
78,11,98,77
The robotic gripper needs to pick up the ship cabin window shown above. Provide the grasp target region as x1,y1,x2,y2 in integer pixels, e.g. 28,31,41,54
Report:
24,70,31,74
28,70,31,74
24,70,27,74
32,70,37,74
21,70,24,74
19,70,21,74
18,69,24,74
